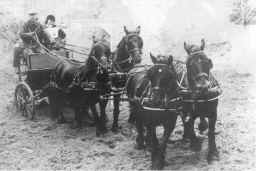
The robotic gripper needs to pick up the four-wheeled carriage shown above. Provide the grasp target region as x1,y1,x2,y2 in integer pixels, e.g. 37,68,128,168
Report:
14,50,69,119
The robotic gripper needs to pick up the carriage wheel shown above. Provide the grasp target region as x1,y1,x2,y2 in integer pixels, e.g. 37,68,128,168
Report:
14,82,35,120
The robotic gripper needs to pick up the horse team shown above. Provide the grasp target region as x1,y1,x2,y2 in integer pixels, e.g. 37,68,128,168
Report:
43,26,220,169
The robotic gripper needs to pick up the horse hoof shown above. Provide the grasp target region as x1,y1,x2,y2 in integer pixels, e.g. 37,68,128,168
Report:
96,131,101,137
207,150,219,164
151,160,164,170
56,118,66,124
191,140,202,152
182,133,190,140
102,127,108,134
70,122,82,129
145,145,153,152
88,121,96,127
164,160,170,166
111,127,119,133
96,127,107,137
134,143,145,150
128,118,136,125
111,125,122,133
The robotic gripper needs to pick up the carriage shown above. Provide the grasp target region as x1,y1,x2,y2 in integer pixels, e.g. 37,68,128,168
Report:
13,43,128,120
14,49,71,119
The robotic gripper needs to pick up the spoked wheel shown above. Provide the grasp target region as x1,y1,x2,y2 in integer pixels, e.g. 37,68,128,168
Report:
14,82,35,120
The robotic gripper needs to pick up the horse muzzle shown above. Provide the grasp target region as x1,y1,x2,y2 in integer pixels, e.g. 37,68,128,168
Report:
150,87,163,106
130,49,142,64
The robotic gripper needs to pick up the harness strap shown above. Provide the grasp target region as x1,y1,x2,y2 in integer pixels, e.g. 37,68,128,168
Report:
190,50,204,56
177,71,186,89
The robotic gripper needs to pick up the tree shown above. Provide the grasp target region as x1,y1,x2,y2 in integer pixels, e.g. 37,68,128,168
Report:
230,0,256,26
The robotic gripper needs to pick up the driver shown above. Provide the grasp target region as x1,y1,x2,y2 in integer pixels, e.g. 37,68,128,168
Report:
19,10,49,50
13,10,44,72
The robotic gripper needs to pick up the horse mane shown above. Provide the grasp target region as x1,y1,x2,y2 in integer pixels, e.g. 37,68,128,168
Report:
117,37,126,49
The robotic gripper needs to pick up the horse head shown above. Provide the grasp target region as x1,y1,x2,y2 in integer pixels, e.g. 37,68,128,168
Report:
146,53,177,106
184,39,213,93
114,26,143,72
77,38,111,90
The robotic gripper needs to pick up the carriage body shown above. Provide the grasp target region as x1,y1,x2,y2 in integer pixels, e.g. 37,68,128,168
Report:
14,50,69,119
25,53,60,90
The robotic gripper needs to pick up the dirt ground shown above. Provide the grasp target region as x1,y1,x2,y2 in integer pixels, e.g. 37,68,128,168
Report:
0,41,255,171
0,0,255,169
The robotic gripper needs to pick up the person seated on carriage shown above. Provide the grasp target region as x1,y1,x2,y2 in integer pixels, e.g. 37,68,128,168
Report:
44,14,66,50
13,10,51,72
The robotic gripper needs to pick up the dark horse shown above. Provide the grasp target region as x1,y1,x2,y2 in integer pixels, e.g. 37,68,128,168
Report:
46,38,111,136
180,39,220,163
126,54,179,169
109,26,143,131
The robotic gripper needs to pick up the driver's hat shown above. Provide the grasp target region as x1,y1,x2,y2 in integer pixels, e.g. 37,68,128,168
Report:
28,9,38,16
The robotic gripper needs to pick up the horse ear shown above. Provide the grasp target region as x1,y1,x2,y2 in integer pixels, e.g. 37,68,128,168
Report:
124,26,129,35
150,53,157,64
136,25,141,34
208,58,213,69
184,42,190,55
92,35,96,44
201,39,205,50
168,55,173,65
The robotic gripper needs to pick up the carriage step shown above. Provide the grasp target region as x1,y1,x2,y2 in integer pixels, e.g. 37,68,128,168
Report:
35,97,49,105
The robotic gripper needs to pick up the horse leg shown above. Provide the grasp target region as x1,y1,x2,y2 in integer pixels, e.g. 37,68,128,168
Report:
160,115,177,153
207,112,219,163
128,99,137,124
112,94,121,132
57,111,66,124
99,100,108,133
187,117,202,151
181,114,190,140
72,108,83,129
48,96,57,119
151,126,165,170
135,119,145,149
82,107,95,126
154,115,177,169
90,104,103,136
198,116,208,134
145,125,153,151
48,94,64,123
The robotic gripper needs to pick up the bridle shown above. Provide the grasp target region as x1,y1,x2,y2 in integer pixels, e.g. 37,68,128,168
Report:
150,63,179,95
186,52,211,85
114,33,143,68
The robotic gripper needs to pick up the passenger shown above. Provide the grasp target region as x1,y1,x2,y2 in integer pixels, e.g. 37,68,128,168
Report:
44,14,66,50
